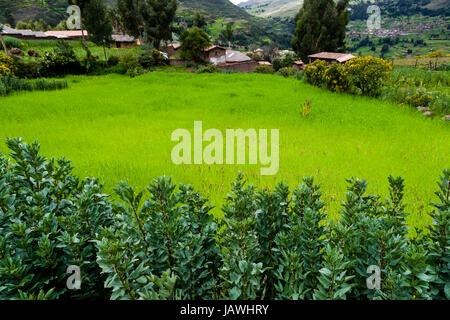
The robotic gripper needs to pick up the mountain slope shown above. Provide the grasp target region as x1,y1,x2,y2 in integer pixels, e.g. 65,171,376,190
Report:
239,0,450,19
238,0,303,18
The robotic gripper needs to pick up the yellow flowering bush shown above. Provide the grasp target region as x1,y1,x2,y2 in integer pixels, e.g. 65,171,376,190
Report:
344,56,393,97
305,59,328,86
0,52,16,76
324,63,349,92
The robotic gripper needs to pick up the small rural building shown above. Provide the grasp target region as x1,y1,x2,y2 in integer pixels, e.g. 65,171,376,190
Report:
164,43,181,57
0,25,136,48
258,61,273,67
308,52,355,64
292,60,305,70
203,45,227,62
216,50,258,73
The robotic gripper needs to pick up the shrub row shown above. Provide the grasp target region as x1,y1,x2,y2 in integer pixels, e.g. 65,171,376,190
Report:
0,75,68,96
0,139,448,300
305,56,393,97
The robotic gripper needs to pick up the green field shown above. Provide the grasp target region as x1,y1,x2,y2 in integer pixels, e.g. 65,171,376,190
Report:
0,72,448,229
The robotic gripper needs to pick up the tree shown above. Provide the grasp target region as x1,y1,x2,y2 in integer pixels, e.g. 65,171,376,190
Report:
222,22,234,46
84,0,113,64
179,27,211,63
117,0,177,49
292,0,349,62
193,12,206,29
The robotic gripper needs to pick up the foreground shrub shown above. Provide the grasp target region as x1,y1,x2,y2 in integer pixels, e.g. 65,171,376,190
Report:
404,90,433,108
12,57,41,79
0,52,16,77
304,59,328,86
96,178,221,299
0,139,448,300
0,138,112,299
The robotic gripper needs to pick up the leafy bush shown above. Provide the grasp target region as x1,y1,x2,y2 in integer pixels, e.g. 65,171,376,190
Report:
118,54,140,74
305,57,392,97
95,178,221,300
344,56,393,97
107,55,119,66
12,57,41,79
278,67,297,78
0,52,16,76
41,41,84,77
0,139,448,300
196,64,219,74
0,138,112,299
255,65,274,74
404,90,433,108
304,60,328,86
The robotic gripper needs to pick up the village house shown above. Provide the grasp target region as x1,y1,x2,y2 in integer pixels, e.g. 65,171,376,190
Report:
308,52,355,64
292,60,305,70
164,43,258,73
0,25,136,48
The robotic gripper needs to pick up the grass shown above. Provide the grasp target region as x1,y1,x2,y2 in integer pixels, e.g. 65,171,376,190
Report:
0,72,448,230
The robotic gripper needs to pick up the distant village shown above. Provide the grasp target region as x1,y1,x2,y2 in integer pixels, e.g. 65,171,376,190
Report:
1,24,358,74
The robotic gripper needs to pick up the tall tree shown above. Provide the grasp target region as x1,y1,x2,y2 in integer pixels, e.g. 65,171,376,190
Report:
140,0,177,49
292,0,349,62
84,0,113,64
193,12,206,29
179,27,211,63
117,0,177,49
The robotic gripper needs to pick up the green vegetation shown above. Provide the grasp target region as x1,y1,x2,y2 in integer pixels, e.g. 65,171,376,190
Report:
0,139,448,299
292,0,349,61
0,72,448,227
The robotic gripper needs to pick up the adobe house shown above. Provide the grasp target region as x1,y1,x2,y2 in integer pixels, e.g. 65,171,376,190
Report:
1,26,136,48
164,43,181,57
292,60,305,70
202,45,227,62
308,52,355,64
216,50,258,73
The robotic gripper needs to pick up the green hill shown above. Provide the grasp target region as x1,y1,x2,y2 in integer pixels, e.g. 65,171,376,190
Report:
0,0,294,47
238,0,450,19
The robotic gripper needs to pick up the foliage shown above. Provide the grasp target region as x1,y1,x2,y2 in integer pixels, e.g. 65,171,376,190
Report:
95,178,221,300
404,90,433,108
0,75,68,96
196,64,219,74
292,0,349,61
41,41,84,76
272,55,295,72
117,0,177,49
0,52,16,76
0,138,112,299
344,56,393,97
254,65,274,74
84,0,113,63
179,27,212,63
278,67,297,78
0,138,449,300
118,53,140,74
300,100,312,118
305,57,393,97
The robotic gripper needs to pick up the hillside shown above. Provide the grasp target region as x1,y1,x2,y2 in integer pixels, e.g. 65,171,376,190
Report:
238,0,303,18
238,0,450,19
0,0,294,47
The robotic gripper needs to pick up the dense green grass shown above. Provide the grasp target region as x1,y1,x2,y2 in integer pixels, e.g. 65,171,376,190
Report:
0,72,448,229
